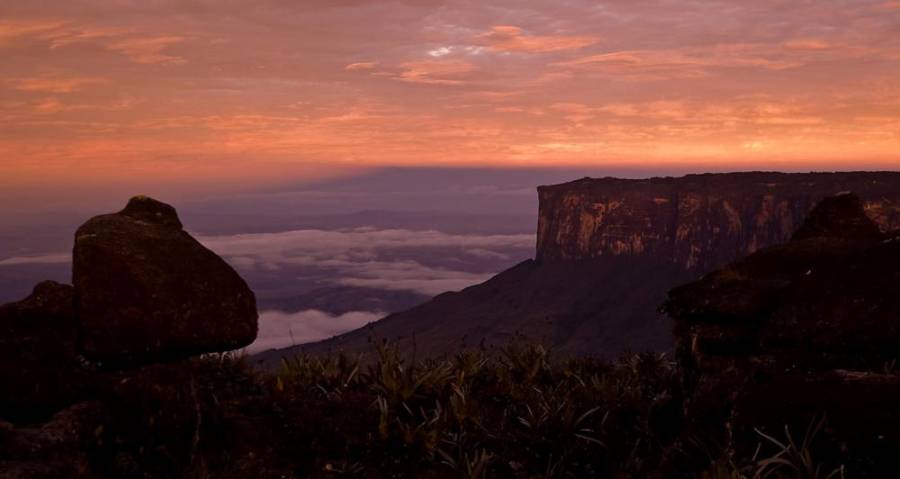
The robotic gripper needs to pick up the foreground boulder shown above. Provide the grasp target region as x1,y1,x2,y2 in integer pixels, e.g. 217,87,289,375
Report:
0,281,88,422
74,196,257,365
665,193,900,469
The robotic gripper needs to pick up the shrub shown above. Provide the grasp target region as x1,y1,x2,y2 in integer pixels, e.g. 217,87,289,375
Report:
84,344,855,478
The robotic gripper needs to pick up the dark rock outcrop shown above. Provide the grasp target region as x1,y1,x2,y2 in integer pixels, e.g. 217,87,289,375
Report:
0,281,88,422
791,193,885,241
1,195,259,424
665,194,900,464
74,196,258,365
1,196,263,477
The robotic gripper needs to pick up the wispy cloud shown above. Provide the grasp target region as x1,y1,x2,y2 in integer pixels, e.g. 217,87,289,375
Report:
783,39,831,51
0,19,66,46
473,25,598,53
395,60,476,85
11,74,108,93
345,61,378,71
0,19,186,65
38,24,130,49
107,36,186,64
0,253,70,266
554,47,801,80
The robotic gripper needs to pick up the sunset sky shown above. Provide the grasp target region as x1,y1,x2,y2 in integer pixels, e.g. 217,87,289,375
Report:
2,0,900,204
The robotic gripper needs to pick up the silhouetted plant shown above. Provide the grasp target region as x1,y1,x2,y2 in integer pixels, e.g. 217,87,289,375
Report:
752,415,844,479
88,344,867,478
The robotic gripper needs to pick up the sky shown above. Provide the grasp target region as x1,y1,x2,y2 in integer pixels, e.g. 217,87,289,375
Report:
3,0,899,351
2,0,900,208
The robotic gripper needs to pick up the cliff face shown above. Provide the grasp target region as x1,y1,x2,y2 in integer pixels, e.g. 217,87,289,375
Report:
537,172,900,271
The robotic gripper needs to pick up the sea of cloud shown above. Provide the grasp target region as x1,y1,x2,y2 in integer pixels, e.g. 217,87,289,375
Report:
0,228,533,296
194,227,534,296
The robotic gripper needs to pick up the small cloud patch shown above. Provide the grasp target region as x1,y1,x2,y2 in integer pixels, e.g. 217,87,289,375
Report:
245,309,384,353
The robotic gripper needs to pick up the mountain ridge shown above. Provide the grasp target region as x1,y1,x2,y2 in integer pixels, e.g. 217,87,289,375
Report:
255,171,900,365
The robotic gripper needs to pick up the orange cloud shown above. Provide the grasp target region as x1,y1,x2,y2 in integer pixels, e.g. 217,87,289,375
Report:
43,25,129,49
555,51,706,79
556,47,802,79
396,60,475,85
474,25,598,53
783,39,831,51
345,62,378,71
11,75,108,93
462,90,524,100
33,97,65,113
108,36,186,64
0,20,66,46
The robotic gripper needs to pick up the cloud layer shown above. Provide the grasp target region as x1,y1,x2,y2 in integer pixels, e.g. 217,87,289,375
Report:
0,253,70,266
196,227,534,296
0,225,533,298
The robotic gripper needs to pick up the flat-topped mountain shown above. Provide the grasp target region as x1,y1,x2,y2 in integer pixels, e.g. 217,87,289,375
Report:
256,172,900,364
537,171,900,268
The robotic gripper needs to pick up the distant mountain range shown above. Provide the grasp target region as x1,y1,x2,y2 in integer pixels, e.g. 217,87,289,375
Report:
257,286,428,316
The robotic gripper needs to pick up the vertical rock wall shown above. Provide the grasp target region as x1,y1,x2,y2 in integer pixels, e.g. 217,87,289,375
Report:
536,172,900,271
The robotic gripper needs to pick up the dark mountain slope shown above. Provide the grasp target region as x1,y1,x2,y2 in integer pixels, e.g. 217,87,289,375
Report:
254,257,691,364
255,171,900,365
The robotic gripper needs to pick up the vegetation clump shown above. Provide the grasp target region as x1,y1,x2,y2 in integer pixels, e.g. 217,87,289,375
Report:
75,342,856,478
